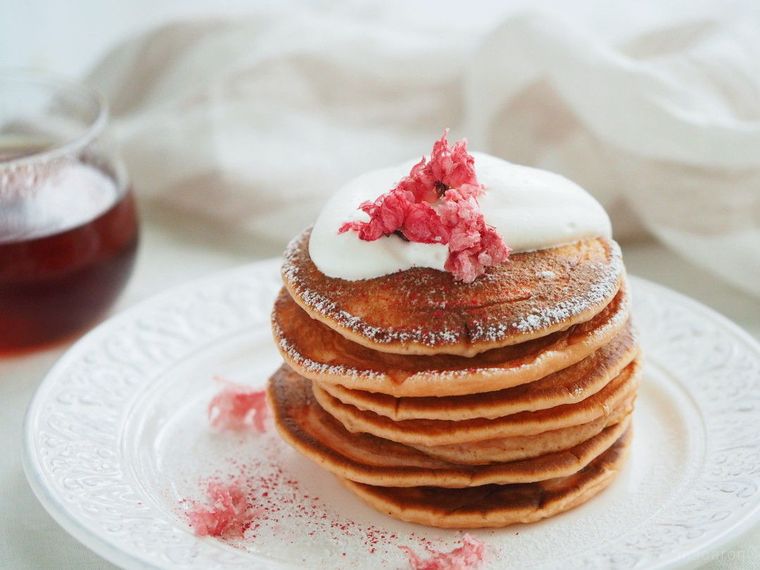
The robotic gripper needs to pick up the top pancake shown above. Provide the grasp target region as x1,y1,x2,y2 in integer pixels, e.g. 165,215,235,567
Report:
273,284,629,397
282,228,623,357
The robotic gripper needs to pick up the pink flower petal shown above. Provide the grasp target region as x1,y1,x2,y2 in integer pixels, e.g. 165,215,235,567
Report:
401,534,486,570
340,131,509,282
208,377,268,433
187,481,255,538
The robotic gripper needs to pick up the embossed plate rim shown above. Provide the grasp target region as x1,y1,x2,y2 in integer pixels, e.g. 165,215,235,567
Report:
22,262,760,570
23,259,286,570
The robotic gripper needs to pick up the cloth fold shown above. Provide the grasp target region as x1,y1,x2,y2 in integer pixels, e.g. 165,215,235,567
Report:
88,7,760,296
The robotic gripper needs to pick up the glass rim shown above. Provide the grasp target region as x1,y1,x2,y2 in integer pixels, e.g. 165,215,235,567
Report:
0,69,109,168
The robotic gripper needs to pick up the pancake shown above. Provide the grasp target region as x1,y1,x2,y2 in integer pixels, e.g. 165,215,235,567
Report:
312,360,640,446
342,428,632,528
316,324,637,419
273,284,630,398
412,395,634,465
268,365,631,488
282,228,624,357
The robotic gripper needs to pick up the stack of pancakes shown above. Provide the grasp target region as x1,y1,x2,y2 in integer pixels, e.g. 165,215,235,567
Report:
268,228,639,528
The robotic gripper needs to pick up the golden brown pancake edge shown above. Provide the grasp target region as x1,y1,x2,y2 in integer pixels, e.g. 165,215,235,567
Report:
341,427,632,528
311,360,641,446
273,283,631,397
315,322,639,419
282,228,624,357
268,364,632,488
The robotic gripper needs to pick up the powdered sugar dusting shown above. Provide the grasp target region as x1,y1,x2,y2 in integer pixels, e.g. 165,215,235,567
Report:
283,229,624,352
274,324,381,381
285,233,460,348
273,283,630,395
513,277,621,336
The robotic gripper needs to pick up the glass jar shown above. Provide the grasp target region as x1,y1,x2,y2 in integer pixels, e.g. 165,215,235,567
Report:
0,71,139,354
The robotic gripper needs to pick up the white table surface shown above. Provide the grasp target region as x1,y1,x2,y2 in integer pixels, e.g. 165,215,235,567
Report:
2,213,759,569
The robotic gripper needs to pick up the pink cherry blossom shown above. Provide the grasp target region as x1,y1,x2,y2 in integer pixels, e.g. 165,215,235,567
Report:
339,131,509,282
401,534,486,570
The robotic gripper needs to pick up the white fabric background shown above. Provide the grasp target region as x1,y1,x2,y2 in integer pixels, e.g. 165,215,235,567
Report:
2,2,760,569
87,5,760,296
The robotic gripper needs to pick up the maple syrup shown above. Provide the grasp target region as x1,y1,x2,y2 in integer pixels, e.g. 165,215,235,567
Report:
0,142,139,353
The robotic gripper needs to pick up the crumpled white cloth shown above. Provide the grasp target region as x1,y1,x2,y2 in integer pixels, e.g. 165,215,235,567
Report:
88,8,760,296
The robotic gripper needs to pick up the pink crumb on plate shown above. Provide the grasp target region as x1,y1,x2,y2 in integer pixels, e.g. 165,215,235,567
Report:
208,376,268,432
401,534,486,570
186,480,255,538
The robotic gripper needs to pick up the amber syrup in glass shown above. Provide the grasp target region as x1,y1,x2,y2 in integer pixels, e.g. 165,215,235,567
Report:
0,142,139,353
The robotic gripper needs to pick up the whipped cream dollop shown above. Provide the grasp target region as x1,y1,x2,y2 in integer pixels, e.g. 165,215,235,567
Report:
309,152,611,280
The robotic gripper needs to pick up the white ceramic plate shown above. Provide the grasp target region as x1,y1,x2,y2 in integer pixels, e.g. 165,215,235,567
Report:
23,260,760,570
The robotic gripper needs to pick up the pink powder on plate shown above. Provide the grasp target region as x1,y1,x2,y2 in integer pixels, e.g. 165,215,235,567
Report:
208,376,268,432
401,534,486,570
